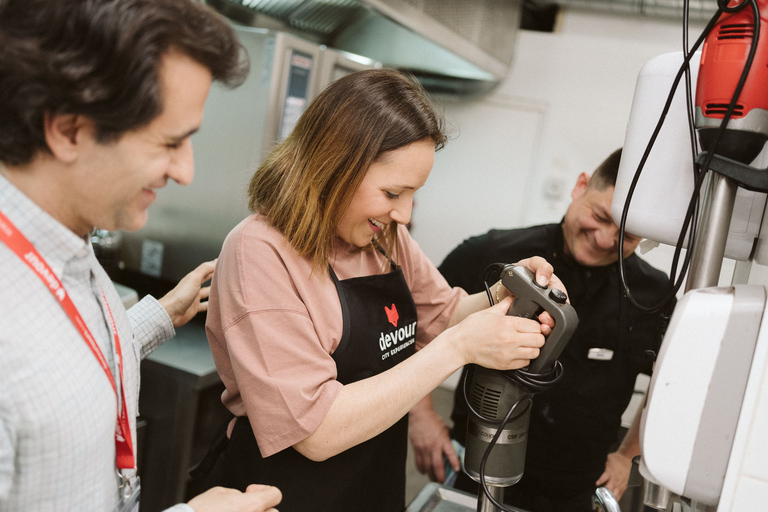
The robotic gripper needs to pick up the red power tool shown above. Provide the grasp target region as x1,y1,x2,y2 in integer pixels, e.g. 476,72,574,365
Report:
696,0,768,164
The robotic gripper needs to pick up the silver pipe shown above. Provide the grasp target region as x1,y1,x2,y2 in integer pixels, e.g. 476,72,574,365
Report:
595,486,621,512
685,171,739,292
643,478,673,510
684,500,719,512
477,485,506,512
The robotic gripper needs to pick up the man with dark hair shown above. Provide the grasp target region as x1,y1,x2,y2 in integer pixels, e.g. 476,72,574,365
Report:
0,1,280,510
409,149,671,511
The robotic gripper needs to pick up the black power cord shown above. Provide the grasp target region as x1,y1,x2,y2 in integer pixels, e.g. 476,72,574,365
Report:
477,393,531,512
461,361,563,511
617,0,760,313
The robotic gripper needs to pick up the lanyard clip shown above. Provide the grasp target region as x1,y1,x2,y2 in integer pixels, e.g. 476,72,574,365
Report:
117,469,137,500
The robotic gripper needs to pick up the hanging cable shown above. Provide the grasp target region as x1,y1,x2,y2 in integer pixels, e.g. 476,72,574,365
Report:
617,0,759,313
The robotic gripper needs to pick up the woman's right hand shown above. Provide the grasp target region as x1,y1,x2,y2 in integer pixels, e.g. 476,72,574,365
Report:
449,295,545,370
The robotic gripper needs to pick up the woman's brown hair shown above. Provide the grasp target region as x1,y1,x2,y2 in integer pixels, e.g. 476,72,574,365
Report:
248,68,446,273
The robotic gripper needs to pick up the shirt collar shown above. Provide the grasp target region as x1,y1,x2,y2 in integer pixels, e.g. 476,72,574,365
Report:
0,172,93,279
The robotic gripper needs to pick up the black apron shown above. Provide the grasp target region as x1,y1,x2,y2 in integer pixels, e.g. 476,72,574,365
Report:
202,260,418,512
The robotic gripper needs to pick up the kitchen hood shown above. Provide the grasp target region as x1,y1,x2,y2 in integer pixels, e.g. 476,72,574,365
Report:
206,0,523,93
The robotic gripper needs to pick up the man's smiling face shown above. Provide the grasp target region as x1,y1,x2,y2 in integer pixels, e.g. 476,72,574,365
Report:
562,173,641,267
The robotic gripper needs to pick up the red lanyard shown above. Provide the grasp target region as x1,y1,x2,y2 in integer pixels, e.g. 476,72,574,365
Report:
0,209,135,470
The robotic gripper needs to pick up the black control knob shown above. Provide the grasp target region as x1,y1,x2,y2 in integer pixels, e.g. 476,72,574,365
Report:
549,288,567,304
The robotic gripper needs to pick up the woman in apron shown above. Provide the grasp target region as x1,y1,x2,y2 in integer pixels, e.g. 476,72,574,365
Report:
201,68,564,511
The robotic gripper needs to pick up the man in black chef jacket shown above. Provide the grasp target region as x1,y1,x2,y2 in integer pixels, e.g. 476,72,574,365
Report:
408,148,672,512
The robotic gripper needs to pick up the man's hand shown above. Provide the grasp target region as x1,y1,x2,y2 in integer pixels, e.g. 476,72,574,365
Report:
408,396,460,483
158,260,215,327
596,450,633,500
597,400,642,500
502,256,569,335
187,484,282,512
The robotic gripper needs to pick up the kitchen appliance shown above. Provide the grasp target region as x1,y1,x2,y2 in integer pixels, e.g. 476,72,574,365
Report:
464,264,578,512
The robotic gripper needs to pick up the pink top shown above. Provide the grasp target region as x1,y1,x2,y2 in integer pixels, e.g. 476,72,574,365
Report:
206,215,466,456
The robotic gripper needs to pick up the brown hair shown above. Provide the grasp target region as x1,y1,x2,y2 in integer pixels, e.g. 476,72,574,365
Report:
0,0,249,166
248,68,446,273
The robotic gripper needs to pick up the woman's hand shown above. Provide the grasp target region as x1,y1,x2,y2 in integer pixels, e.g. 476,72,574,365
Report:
493,256,569,335
449,296,545,371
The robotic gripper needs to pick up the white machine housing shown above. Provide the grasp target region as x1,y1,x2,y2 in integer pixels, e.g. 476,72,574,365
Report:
639,285,768,508
617,50,768,510
612,51,767,261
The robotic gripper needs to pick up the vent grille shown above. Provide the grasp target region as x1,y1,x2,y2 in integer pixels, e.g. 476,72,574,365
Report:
408,0,520,65
422,0,480,38
232,0,365,35
240,0,305,18
289,1,364,34
717,23,755,41
470,383,502,418
704,103,745,117
556,0,719,22
477,0,521,64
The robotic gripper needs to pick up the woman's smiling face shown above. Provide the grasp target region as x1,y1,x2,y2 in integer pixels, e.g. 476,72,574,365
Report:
336,139,435,248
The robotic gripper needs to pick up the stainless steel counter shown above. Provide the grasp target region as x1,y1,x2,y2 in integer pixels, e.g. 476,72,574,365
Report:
407,483,532,512
146,323,219,381
407,483,477,512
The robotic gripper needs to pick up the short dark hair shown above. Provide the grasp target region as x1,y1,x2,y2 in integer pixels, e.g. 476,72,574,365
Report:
588,148,622,191
249,68,446,272
0,0,249,166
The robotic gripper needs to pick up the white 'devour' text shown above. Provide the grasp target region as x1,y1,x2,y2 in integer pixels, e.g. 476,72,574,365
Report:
379,320,417,360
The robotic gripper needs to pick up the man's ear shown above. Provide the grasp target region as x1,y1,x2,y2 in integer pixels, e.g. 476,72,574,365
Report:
570,172,590,201
43,112,91,163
